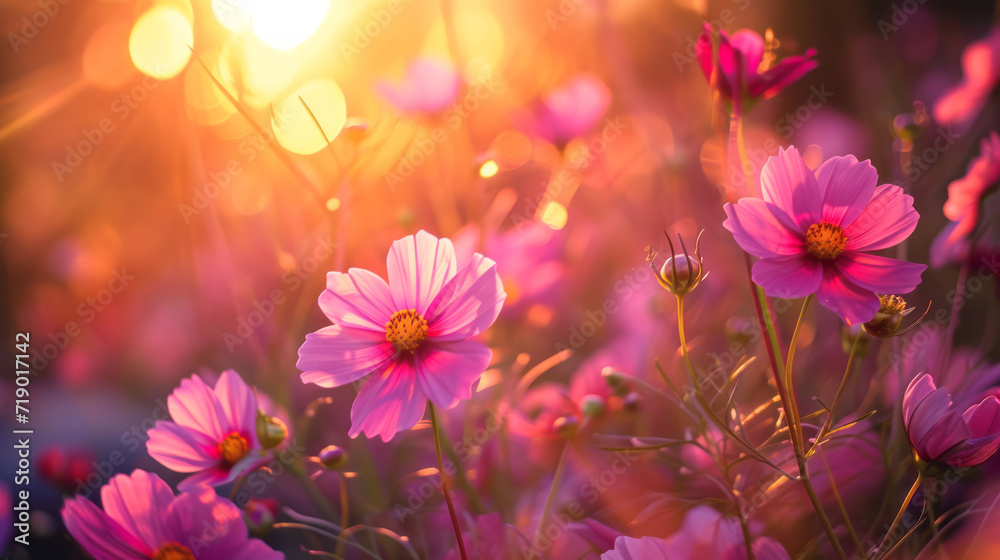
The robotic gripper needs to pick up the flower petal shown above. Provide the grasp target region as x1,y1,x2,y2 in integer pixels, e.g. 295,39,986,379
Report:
426,253,506,341
816,155,879,227
844,185,919,251
760,146,823,230
601,536,672,560
214,370,257,436
297,325,395,388
835,252,925,295
319,269,396,332
723,199,804,258
816,266,880,324
750,50,818,99
387,230,458,315
62,496,152,560
751,254,822,299
416,340,492,408
100,470,175,551
165,486,282,560
146,421,221,473
167,374,226,441
729,30,764,81
349,359,427,442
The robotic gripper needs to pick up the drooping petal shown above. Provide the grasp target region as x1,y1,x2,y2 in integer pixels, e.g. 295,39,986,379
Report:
349,359,427,442
167,374,226,441
319,269,396,332
749,50,818,99
100,470,175,551
601,536,672,560
415,340,492,409
816,266,880,324
751,254,822,299
760,147,823,230
297,325,395,388
426,253,506,341
146,421,221,473
815,155,879,227
387,230,458,315
61,497,152,560
214,370,257,436
835,252,925,295
844,185,919,251
723,199,804,258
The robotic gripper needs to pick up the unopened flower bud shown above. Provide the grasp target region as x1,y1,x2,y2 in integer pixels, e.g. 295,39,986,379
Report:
649,231,705,297
623,392,641,411
256,413,288,450
553,414,580,438
243,498,279,536
579,395,606,418
863,295,916,338
318,445,349,470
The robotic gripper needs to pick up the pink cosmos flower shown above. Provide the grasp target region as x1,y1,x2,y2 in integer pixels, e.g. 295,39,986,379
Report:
377,57,461,114
524,74,612,148
903,373,1000,470
933,29,1000,128
296,230,505,441
697,23,817,109
61,469,282,560
723,147,926,324
146,370,271,491
931,132,1000,267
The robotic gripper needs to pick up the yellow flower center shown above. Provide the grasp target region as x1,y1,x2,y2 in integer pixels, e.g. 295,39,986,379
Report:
385,309,428,352
153,542,194,560
218,432,249,466
805,222,847,260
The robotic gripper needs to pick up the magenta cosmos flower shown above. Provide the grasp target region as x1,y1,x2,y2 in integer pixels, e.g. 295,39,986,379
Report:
931,131,1000,267
297,230,505,441
146,370,271,491
933,29,1000,128
61,469,282,560
723,147,926,324
524,74,611,148
377,57,460,115
903,373,1000,471
697,23,817,109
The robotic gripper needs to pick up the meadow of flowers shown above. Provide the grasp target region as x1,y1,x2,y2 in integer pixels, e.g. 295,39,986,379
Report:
3,1,1000,559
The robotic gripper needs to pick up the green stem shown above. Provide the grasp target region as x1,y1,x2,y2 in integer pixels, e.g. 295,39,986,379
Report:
809,332,864,458
874,475,923,559
784,295,813,455
333,474,350,558
785,295,846,559
534,439,573,549
430,403,468,560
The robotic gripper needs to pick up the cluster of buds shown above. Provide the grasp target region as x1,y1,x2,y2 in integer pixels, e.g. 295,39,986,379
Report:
648,231,706,298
